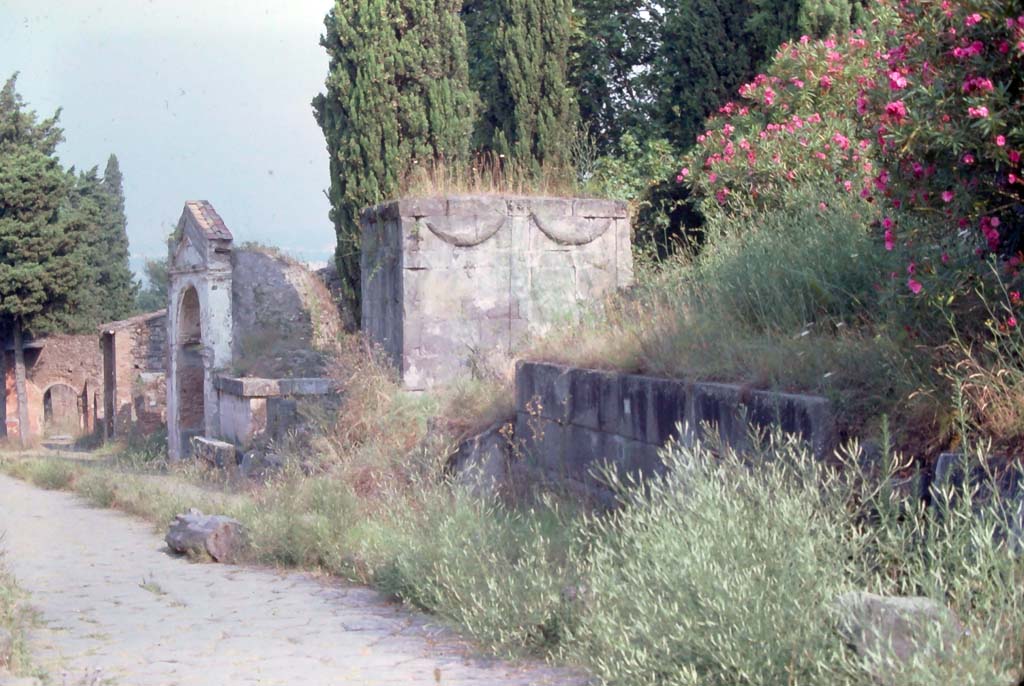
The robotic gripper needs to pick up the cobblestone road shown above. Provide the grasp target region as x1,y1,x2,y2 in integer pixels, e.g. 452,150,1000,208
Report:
0,473,584,685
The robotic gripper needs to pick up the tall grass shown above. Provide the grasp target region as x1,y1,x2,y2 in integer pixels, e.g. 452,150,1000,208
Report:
531,185,950,454
0,550,40,679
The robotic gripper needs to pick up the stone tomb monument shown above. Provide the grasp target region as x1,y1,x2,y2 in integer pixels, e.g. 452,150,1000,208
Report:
360,196,633,390
166,201,342,459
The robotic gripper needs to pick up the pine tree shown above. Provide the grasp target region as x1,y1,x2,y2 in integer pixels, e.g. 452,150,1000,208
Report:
313,0,476,317
136,258,169,312
0,74,84,445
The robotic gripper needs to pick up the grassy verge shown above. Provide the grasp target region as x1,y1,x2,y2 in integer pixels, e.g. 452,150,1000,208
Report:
0,549,41,680
2,435,1021,686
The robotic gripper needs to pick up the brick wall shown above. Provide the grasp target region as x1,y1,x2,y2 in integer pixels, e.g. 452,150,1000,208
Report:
3,335,104,440
102,310,168,438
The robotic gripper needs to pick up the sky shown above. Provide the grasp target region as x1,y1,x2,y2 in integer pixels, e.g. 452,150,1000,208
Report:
0,0,337,276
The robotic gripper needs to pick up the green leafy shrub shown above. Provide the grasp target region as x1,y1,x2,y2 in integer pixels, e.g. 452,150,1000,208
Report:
568,432,1024,686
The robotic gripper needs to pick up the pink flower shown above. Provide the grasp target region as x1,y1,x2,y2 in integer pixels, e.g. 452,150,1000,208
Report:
965,12,982,26
680,167,690,178
885,100,908,122
857,94,870,115
907,261,916,275
962,76,994,93
888,71,907,89
884,229,895,251
1010,173,1019,185
996,135,1007,146
832,133,850,150
968,105,989,118
883,217,894,230
819,75,833,90
941,252,950,264
708,172,718,184
962,153,976,165
942,190,955,203
1011,150,1021,163
908,278,923,294
1008,316,1018,328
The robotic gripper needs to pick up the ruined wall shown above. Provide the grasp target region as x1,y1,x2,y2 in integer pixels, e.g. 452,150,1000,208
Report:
101,310,167,438
3,335,104,439
360,196,633,390
231,248,343,378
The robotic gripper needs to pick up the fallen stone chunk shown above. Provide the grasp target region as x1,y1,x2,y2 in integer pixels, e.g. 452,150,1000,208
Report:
834,592,963,683
165,509,245,563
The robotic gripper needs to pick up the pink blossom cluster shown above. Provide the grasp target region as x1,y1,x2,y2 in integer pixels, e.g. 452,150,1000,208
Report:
679,0,1024,296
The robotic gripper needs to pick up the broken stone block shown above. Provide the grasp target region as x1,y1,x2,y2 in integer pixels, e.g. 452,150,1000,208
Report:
190,436,236,469
833,591,963,683
165,508,246,563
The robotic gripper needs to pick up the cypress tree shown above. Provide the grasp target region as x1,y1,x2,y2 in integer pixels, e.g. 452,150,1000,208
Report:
496,0,579,173
313,0,475,317
97,154,137,321
0,74,84,445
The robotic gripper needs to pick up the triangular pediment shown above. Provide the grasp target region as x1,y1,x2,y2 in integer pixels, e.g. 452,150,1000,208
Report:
173,233,205,270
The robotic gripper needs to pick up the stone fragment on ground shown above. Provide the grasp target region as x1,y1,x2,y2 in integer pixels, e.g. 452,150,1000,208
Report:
834,591,963,683
165,509,246,563
0,474,585,686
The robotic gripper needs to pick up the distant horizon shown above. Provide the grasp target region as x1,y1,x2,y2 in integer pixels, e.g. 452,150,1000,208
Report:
0,0,338,278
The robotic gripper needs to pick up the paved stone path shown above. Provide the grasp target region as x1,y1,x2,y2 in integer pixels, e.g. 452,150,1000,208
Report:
0,474,585,685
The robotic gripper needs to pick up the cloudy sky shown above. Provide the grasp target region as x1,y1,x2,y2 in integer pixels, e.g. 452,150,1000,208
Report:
0,0,337,274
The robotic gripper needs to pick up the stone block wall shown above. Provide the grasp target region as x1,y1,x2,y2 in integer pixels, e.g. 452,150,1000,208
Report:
510,362,836,504
360,196,633,390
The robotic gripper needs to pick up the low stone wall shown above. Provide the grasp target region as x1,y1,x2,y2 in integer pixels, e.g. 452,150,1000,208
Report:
475,362,835,504
214,376,338,447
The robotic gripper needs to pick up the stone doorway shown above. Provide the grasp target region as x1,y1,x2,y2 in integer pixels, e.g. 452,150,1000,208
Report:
42,383,82,437
176,286,206,455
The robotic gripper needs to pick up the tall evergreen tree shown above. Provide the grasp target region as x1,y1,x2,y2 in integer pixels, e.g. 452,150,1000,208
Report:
97,154,137,321
0,74,84,445
650,0,759,149
313,0,476,317
465,0,579,173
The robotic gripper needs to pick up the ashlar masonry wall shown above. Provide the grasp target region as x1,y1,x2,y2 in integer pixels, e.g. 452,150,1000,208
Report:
509,362,836,504
360,196,633,390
